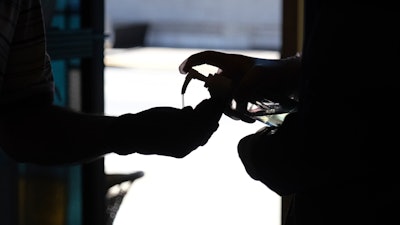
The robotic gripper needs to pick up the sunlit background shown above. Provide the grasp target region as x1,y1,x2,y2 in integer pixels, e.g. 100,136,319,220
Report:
104,48,281,225
103,1,282,225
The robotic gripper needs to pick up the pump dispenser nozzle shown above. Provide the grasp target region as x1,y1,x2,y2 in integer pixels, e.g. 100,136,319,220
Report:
181,68,233,103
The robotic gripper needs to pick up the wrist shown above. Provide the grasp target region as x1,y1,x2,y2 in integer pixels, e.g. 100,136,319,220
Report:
106,113,142,155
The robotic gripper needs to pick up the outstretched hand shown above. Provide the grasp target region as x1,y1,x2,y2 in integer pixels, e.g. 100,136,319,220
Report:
111,98,225,158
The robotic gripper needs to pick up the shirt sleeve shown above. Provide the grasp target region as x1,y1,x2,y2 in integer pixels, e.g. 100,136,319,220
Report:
0,1,20,92
0,0,54,106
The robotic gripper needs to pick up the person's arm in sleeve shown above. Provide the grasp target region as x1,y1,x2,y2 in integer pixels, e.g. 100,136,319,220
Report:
0,1,18,95
0,97,224,165
108,97,225,158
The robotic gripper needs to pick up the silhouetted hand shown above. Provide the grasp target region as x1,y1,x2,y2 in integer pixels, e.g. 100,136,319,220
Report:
179,50,300,123
110,98,224,158
179,50,256,98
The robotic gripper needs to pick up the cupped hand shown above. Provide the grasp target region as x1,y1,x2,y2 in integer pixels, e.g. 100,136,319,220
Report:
112,98,224,158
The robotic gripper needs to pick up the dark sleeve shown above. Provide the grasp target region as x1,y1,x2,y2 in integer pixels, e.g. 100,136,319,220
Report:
0,105,117,165
0,1,19,93
239,110,371,196
238,113,308,196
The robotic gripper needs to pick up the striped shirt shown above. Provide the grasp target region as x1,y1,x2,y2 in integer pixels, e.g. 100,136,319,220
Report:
0,0,54,106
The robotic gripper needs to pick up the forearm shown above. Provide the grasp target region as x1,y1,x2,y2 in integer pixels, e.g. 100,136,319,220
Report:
0,105,119,165
236,54,302,105
276,54,302,102
0,98,223,164
265,54,302,98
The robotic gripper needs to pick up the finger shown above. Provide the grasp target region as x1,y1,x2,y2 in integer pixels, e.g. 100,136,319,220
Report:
224,107,256,123
179,50,239,74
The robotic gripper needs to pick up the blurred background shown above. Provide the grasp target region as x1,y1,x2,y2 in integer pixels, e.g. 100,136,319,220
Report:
104,0,282,50
103,1,283,225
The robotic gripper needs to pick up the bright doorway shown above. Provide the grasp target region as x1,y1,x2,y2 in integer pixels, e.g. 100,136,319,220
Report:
104,47,282,225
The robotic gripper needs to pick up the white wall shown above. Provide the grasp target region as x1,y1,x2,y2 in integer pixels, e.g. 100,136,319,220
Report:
105,0,282,50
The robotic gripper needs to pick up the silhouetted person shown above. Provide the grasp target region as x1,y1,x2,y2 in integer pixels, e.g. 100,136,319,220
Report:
180,2,399,225
0,0,224,165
